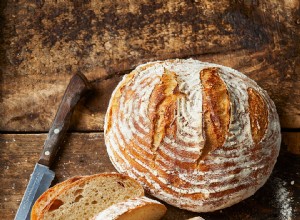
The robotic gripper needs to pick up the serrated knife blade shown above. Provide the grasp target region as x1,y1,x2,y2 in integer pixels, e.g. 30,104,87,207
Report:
14,73,90,220
14,164,55,220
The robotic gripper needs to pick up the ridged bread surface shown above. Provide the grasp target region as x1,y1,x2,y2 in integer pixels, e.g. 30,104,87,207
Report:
92,196,166,220
104,59,281,212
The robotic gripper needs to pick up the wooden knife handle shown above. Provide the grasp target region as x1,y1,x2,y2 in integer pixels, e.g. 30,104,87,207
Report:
38,73,90,167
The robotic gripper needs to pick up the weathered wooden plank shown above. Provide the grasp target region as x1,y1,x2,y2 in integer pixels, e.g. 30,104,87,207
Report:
1,48,299,132
198,48,300,129
1,0,299,131
282,132,300,155
2,0,299,76
1,133,299,219
0,133,116,219
0,70,122,132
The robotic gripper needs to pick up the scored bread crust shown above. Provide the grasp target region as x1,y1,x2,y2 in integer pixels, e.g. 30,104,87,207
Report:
38,173,144,220
92,196,167,220
31,176,83,220
104,59,281,212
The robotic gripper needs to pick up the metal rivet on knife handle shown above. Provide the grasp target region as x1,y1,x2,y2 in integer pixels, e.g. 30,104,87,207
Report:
15,72,90,220
38,72,90,168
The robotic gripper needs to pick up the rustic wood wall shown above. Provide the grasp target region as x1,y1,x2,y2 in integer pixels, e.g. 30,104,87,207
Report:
1,0,299,219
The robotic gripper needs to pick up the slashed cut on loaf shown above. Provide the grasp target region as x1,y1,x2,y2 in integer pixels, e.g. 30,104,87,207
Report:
31,176,83,220
92,196,167,220
104,59,281,212
38,173,144,220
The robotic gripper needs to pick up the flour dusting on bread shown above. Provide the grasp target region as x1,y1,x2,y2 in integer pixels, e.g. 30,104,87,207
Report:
92,196,166,220
105,59,281,212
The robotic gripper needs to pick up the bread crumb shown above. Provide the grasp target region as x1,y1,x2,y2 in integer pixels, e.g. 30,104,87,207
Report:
290,181,294,185
274,178,293,220
4,198,7,201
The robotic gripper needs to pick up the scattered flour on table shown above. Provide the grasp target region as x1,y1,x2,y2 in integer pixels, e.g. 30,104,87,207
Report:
274,178,293,220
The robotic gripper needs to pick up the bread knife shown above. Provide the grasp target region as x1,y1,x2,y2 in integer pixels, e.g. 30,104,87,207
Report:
14,73,90,220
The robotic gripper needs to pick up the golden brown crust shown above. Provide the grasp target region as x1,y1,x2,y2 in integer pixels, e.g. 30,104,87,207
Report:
117,202,167,220
31,176,83,220
247,87,268,145
200,67,231,159
105,59,281,212
149,69,181,151
105,71,137,134
39,173,144,219
91,197,167,220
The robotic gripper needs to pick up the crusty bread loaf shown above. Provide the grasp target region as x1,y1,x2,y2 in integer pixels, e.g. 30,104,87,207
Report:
186,217,205,220
38,173,144,220
31,176,83,220
104,59,281,212
92,196,167,220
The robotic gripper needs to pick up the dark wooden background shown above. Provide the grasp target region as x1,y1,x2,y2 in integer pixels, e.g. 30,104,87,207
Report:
0,0,299,219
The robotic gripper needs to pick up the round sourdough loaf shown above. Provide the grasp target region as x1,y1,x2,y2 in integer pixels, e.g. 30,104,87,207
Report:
104,59,281,212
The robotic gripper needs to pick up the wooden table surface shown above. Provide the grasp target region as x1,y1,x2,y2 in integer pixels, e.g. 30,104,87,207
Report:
1,0,299,219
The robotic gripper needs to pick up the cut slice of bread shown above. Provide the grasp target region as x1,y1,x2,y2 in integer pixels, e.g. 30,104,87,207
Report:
186,217,205,220
92,196,167,220
31,176,83,220
38,173,144,220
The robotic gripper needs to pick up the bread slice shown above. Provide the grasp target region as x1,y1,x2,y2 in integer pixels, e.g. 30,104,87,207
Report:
186,217,205,220
92,196,167,220
38,173,144,220
31,176,83,220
